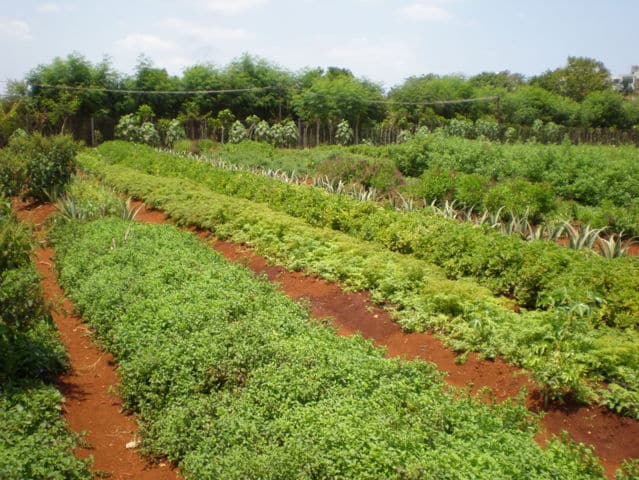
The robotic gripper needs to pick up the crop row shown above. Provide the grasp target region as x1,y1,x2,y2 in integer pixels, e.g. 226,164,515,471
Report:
96,141,639,329
75,159,639,417
50,209,611,479
0,199,90,480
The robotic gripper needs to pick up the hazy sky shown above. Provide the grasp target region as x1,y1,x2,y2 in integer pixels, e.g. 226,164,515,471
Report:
1,0,638,91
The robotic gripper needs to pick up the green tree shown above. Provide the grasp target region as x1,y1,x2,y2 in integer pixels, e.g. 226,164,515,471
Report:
579,90,630,128
532,57,611,102
293,69,384,144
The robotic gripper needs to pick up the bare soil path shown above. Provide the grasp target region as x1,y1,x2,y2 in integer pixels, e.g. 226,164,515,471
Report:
133,201,639,479
14,200,179,480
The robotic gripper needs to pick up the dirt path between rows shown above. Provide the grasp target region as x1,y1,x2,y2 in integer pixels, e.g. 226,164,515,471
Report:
14,201,180,480
131,201,639,479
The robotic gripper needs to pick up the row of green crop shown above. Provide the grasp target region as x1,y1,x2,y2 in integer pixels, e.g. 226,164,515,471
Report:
94,141,639,329
360,132,639,235
356,131,639,208
0,199,90,480
51,209,612,479
177,134,639,234
76,159,639,418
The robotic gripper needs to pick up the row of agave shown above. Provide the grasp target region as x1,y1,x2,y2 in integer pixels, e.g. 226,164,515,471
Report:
426,200,636,258
56,193,142,222
165,149,637,258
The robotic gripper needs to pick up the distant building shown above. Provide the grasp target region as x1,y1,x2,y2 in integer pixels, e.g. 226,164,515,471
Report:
611,65,639,93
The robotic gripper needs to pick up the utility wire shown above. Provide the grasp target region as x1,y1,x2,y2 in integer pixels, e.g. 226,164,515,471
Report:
30,84,276,95
27,83,499,107
294,90,499,107
368,96,499,106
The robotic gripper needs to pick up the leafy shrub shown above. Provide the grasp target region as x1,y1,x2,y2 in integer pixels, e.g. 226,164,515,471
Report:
315,154,402,193
115,114,160,147
23,134,80,201
0,151,26,197
253,120,271,142
455,173,491,208
1,133,79,201
484,178,557,222
403,168,456,203
157,119,186,148
446,118,475,138
474,118,501,141
270,120,298,148
228,120,248,144
335,120,353,146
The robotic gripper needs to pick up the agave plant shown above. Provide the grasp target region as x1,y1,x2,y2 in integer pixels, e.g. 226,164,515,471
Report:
119,197,143,221
56,195,88,221
457,206,475,222
500,212,528,238
388,193,415,211
442,199,459,219
525,222,565,242
563,222,604,250
346,185,378,202
597,232,637,258
477,206,505,229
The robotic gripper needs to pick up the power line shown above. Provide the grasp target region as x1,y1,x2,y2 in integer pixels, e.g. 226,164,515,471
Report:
298,90,499,107
30,84,276,95
368,96,499,107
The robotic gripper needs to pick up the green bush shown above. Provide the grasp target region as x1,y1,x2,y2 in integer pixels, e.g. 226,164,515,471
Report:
1,133,79,201
315,154,402,193
0,150,26,197
24,134,79,201
402,168,456,203
455,173,491,208
484,178,557,221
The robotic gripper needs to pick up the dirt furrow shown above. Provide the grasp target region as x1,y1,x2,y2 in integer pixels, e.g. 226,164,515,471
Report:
15,201,179,480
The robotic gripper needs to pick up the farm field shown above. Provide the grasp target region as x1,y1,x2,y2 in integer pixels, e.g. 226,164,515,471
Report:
82,141,639,418
175,133,639,238
48,204,609,479
2,133,639,478
4,16,639,479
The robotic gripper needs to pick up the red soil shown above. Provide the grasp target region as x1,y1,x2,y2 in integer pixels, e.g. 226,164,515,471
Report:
131,201,639,478
14,200,179,480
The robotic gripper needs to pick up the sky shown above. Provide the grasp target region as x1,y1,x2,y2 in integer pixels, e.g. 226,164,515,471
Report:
1,0,638,92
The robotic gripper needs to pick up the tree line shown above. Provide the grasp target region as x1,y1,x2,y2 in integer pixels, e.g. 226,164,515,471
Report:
1,52,638,146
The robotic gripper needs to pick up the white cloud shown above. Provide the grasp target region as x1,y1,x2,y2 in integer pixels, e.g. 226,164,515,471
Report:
36,3,62,13
0,17,32,41
196,0,269,15
158,18,252,42
264,36,419,87
115,33,177,54
397,1,453,23
113,33,193,74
